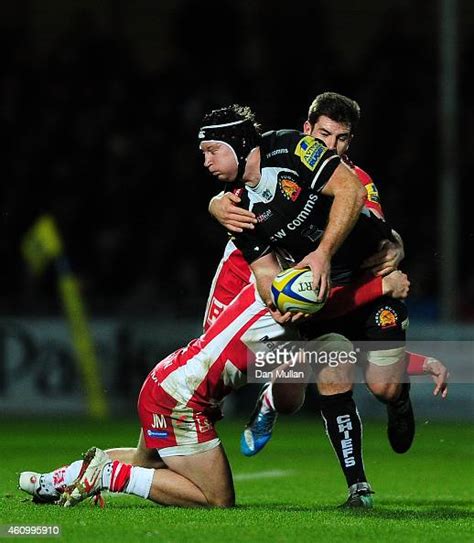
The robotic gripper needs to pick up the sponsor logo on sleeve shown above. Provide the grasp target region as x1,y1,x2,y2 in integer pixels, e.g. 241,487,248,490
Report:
365,182,380,203
294,136,326,171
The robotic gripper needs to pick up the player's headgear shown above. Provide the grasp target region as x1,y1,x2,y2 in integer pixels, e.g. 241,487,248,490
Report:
198,105,261,179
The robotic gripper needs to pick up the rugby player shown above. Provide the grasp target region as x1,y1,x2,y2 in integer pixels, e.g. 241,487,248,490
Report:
19,272,411,508
19,97,447,509
202,95,448,467
205,93,436,382
197,102,439,506
203,93,403,330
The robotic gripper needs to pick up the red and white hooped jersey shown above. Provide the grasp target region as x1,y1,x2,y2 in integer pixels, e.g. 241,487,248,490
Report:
203,239,255,331
149,283,286,414
139,283,289,452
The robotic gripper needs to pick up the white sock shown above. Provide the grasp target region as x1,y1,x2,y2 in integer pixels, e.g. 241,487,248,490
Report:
101,462,114,489
124,467,154,499
62,460,83,486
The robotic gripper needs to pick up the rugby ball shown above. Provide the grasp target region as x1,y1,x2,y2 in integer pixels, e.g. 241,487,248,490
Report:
271,266,327,314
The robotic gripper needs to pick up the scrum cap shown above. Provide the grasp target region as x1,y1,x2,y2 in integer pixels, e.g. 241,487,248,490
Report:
198,111,260,178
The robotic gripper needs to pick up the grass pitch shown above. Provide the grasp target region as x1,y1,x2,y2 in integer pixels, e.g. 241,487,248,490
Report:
0,417,473,543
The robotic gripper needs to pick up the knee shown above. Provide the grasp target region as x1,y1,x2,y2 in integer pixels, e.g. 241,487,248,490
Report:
317,381,353,396
274,398,302,415
316,334,356,386
369,382,402,403
272,384,305,415
207,493,235,508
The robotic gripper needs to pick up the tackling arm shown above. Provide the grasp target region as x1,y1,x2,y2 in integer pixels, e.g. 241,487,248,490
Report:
208,191,257,233
361,228,405,276
318,162,367,257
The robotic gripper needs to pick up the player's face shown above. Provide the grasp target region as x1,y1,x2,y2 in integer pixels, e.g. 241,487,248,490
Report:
200,142,238,182
304,115,353,156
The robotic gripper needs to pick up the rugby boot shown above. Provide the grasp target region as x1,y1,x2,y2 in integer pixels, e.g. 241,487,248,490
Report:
18,471,62,504
339,482,374,509
59,447,109,507
240,383,278,456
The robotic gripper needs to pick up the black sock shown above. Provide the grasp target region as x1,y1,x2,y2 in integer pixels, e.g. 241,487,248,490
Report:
392,381,410,405
319,390,367,487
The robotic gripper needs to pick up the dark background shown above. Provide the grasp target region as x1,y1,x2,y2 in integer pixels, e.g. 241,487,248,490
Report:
1,0,472,321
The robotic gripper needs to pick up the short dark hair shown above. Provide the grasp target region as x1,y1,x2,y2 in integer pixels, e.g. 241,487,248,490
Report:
201,104,262,135
307,92,360,133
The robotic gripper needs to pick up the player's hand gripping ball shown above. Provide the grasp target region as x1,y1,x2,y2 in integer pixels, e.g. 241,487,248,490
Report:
271,267,327,314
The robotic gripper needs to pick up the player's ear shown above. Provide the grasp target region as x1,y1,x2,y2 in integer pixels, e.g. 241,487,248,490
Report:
303,120,312,135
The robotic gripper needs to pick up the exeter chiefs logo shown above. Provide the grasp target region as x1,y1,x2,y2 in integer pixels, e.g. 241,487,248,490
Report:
279,174,301,201
375,306,398,328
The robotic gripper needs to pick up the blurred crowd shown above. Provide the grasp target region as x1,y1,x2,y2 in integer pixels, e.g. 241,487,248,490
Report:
0,1,472,320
